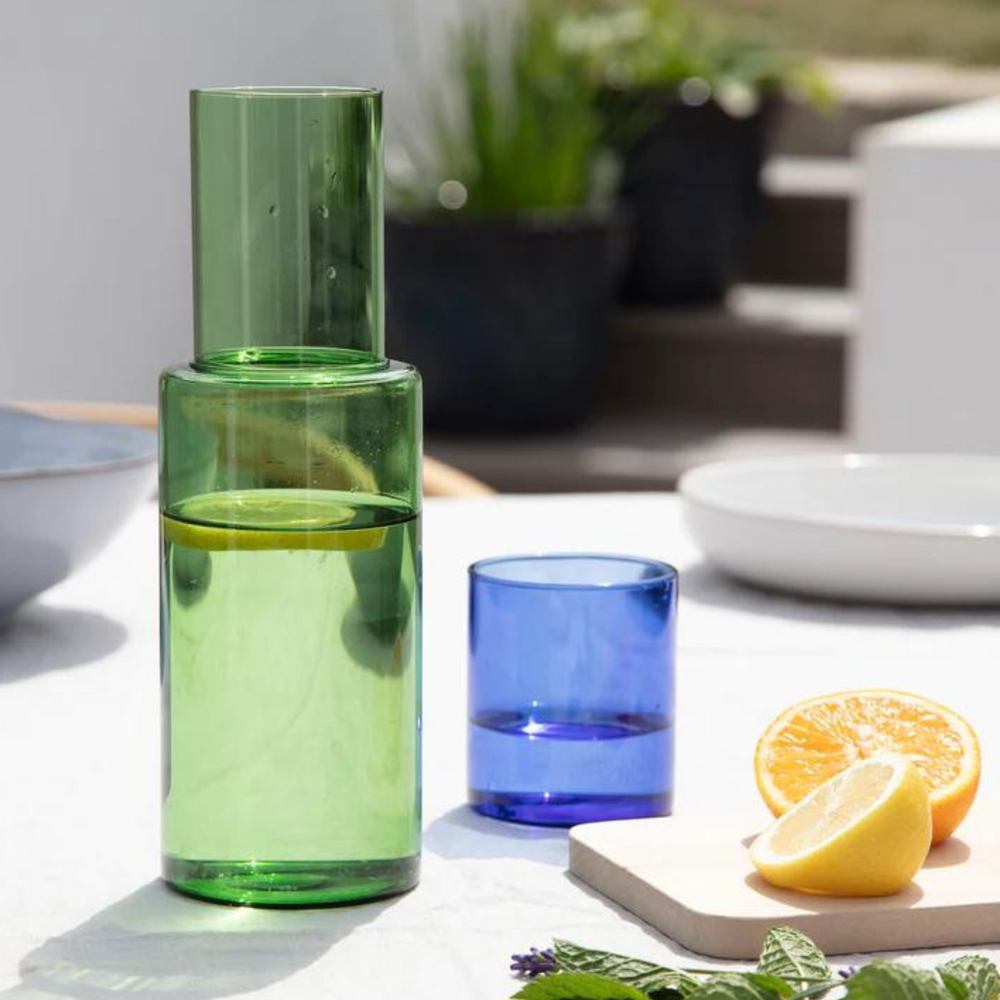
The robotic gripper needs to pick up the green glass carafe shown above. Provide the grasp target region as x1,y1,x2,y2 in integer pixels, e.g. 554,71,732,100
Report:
160,88,421,907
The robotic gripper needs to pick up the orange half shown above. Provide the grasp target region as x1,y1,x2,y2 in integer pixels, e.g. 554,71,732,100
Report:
755,689,980,844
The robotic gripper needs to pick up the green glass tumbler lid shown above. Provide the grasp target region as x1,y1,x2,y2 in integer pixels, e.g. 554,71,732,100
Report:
191,87,384,361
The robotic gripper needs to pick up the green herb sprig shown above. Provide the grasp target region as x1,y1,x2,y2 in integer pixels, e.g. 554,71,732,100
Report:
510,926,1000,1000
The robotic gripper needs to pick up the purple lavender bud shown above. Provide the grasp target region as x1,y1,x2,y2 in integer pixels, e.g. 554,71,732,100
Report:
510,947,558,978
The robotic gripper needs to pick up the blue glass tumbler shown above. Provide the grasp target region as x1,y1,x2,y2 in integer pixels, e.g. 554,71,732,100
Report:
468,554,677,826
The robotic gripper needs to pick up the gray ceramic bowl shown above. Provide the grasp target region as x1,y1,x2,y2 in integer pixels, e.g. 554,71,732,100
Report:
0,407,157,620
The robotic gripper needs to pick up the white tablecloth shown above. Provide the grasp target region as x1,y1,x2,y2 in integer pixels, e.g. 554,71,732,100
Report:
3,493,1000,998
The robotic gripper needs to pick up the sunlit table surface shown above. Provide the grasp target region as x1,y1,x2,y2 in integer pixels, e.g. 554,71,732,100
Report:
4,492,1000,999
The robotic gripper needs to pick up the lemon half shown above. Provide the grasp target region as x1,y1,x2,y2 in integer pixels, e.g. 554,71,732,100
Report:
750,754,932,897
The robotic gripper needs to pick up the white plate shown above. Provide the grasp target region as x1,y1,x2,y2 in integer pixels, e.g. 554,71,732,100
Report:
679,454,1000,605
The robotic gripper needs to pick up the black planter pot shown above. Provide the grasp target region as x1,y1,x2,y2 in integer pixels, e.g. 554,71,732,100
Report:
616,94,774,305
386,213,615,435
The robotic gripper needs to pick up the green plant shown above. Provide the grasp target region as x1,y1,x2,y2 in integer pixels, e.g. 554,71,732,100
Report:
555,0,831,118
510,926,1000,999
390,0,614,217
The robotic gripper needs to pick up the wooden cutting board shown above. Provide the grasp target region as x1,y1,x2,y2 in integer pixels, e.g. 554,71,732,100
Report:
569,814,1000,959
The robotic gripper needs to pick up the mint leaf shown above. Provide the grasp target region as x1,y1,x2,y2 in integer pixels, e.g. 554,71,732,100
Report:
939,972,971,1000
844,961,954,1000
757,927,832,993
938,957,1000,1000
516,934,1000,1000
686,973,784,999
553,941,699,997
513,972,652,999
746,972,795,997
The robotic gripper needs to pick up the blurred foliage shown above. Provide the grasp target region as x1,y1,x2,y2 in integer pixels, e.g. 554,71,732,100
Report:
558,0,831,119
703,0,1000,65
390,0,612,218
389,0,829,218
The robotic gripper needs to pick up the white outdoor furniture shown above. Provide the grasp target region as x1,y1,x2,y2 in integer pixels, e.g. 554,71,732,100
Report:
3,493,1000,998
851,97,1000,452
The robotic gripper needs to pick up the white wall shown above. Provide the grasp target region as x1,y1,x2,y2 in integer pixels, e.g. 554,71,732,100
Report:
0,0,460,404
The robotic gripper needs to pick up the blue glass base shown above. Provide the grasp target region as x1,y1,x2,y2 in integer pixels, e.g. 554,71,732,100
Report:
469,790,672,827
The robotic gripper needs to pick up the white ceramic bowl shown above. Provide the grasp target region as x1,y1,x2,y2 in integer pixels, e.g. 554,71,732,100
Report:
679,454,1000,605
0,409,156,619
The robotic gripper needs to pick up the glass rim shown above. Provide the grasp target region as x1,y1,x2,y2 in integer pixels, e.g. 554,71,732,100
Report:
468,553,678,592
193,347,389,378
192,86,381,99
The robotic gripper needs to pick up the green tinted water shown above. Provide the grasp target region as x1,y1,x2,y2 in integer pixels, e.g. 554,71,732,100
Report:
161,489,420,906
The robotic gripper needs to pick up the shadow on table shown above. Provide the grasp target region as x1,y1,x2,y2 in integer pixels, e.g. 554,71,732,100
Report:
2,880,396,1000
0,603,127,684
425,806,567,865
680,561,1000,630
